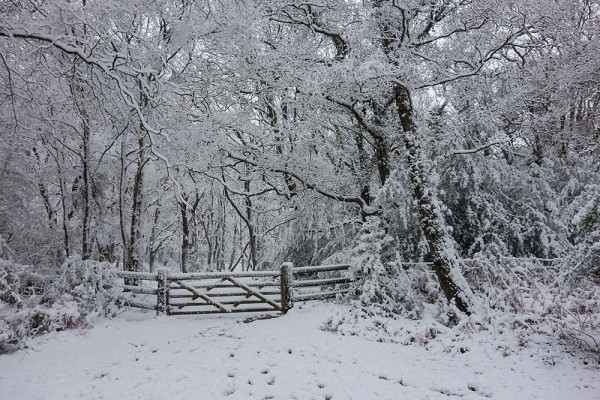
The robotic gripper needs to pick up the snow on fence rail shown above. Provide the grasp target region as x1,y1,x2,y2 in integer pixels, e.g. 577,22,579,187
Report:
115,263,353,316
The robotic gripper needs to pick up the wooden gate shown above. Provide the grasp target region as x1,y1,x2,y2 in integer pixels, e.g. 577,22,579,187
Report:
166,268,289,315
117,263,353,316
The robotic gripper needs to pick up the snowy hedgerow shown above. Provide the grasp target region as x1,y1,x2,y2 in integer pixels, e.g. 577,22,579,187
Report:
0,257,120,352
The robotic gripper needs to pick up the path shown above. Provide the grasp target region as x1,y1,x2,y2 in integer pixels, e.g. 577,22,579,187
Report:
0,303,597,399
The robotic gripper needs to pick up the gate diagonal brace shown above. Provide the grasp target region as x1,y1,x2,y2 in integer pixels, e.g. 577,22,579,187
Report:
173,280,230,313
224,277,281,311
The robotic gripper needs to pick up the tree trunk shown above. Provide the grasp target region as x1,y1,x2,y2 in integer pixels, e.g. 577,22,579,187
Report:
354,130,374,208
81,122,92,260
244,180,258,270
57,148,71,258
119,129,129,266
126,135,146,279
148,203,161,273
180,200,189,273
70,78,93,260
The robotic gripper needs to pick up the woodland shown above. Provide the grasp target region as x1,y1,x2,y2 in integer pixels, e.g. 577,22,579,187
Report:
0,0,599,352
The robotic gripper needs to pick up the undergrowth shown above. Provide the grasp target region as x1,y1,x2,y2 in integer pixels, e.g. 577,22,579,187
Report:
323,257,600,362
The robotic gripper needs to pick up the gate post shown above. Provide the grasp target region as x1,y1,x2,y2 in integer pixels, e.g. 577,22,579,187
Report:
280,262,294,314
157,268,169,316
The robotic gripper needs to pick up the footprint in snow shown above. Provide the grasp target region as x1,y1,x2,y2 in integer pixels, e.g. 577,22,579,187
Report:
396,378,408,387
222,382,236,396
430,386,466,398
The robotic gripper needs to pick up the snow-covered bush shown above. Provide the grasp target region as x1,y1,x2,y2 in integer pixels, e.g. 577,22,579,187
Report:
0,257,120,352
0,235,15,261
348,217,396,314
0,261,23,307
566,184,600,281
52,257,121,314
0,260,56,304
439,156,572,259
341,217,445,323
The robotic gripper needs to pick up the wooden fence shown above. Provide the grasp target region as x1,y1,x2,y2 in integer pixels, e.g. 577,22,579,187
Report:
116,263,353,316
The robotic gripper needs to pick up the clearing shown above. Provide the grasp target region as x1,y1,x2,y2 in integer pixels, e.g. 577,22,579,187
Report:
0,303,597,400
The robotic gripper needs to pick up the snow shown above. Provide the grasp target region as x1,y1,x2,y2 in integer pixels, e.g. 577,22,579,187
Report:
1,303,598,400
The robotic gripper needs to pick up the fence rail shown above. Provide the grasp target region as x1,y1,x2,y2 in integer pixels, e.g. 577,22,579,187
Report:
292,264,353,302
116,262,352,316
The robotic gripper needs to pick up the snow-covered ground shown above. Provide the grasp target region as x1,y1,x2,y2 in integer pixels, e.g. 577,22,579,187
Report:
0,303,597,400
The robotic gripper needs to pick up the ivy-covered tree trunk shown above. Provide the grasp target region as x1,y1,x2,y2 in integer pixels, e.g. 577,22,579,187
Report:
395,85,474,314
